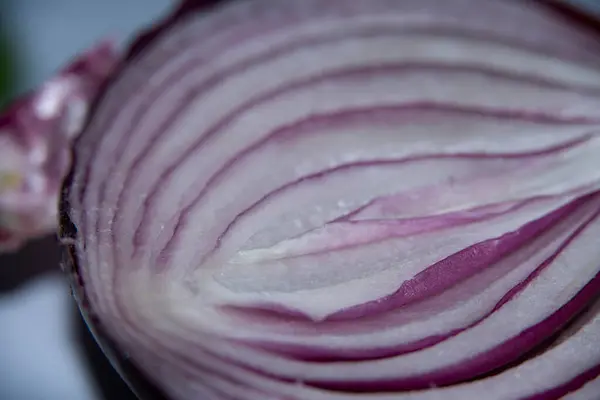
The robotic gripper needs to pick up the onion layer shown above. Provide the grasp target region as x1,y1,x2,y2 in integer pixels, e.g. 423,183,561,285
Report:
61,1,600,399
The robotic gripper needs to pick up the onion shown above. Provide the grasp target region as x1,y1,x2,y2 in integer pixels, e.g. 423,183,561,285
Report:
0,42,117,251
58,0,600,399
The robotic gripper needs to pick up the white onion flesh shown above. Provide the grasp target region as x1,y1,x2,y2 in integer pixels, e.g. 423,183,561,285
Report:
62,1,600,399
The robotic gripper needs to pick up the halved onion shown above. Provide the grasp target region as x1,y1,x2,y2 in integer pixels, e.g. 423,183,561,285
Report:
60,1,600,399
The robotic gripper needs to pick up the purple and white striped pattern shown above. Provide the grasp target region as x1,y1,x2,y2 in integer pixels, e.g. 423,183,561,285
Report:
63,1,600,399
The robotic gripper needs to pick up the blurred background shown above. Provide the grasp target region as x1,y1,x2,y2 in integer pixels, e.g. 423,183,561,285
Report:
0,1,599,400
0,1,171,399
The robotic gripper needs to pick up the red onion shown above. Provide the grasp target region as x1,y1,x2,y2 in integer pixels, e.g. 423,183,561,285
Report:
0,42,117,251
58,0,600,399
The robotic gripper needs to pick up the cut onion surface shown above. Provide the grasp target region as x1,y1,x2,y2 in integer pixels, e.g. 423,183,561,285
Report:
60,1,600,399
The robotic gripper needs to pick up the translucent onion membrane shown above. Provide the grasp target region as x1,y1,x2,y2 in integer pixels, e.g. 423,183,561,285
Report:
60,1,600,399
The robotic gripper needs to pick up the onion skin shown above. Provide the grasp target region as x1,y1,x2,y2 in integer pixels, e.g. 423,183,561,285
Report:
58,1,600,400
0,42,117,252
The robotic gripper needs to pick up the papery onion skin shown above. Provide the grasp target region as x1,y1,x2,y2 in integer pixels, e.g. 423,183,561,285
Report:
60,1,600,400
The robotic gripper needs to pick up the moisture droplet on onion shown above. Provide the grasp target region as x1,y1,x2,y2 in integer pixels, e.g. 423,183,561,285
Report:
59,1,600,399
